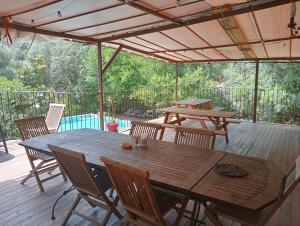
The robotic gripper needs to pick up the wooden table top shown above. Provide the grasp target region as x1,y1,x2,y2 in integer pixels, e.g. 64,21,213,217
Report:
19,129,226,192
175,98,211,106
158,106,238,118
191,153,282,211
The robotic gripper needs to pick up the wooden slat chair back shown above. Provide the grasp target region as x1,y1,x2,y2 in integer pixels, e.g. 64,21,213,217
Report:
49,145,121,226
101,156,185,226
45,103,65,133
16,116,49,156
50,144,108,198
129,121,161,140
15,116,66,192
174,127,216,150
205,156,300,226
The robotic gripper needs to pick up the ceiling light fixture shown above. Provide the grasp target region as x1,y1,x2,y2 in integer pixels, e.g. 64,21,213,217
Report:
57,11,62,17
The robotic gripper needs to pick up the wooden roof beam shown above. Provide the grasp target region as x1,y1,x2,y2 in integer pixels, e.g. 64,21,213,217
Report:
135,36,193,61
118,0,181,25
6,0,63,17
251,11,269,57
147,36,300,54
63,0,202,33
108,41,177,63
99,0,300,42
177,57,300,63
0,21,97,43
121,38,186,61
102,45,123,74
159,32,212,60
34,3,124,27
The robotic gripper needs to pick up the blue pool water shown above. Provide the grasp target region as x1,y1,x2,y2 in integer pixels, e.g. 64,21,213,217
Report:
59,114,131,131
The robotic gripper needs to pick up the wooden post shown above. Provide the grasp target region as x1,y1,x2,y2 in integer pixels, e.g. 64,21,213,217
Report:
253,60,259,123
175,63,179,101
97,42,104,130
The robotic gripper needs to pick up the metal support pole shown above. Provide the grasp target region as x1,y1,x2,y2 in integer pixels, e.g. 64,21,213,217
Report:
97,42,104,130
253,60,259,123
175,63,179,101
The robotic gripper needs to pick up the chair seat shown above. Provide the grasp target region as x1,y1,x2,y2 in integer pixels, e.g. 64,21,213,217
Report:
31,152,56,162
207,203,274,226
154,188,182,215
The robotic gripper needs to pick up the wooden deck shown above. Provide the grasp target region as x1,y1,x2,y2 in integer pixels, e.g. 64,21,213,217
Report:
0,120,300,226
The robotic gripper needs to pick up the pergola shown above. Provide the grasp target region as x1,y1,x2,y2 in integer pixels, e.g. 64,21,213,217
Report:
1,0,300,129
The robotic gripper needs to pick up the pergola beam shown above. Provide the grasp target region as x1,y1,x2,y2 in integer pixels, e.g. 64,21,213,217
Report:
175,63,179,101
102,45,123,75
177,57,300,63
99,0,299,42
253,60,259,123
118,0,181,25
0,21,97,43
108,41,177,63
97,42,104,130
148,37,300,54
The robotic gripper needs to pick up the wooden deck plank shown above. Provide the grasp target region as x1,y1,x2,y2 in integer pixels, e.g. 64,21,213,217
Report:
0,121,299,226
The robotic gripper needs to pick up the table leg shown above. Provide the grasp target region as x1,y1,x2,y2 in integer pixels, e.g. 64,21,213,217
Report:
199,119,208,129
223,117,229,143
175,113,181,125
164,112,170,123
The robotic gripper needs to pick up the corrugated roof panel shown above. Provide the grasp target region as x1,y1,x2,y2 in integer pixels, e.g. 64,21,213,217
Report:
250,43,268,58
217,46,245,59
139,32,186,49
265,41,290,58
162,27,209,48
254,4,290,40
70,14,162,37
124,37,166,51
39,5,143,32
189,20,234,46
13,0,120,26
204,0,247,7
196,49,226,60
291,39,300,57
176,50,209,60
235,13,260,42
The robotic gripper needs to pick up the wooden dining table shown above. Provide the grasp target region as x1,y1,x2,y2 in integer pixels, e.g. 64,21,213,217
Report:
19,128,283,211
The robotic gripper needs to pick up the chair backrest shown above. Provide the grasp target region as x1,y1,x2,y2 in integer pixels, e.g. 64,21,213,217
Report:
15,116,49,141
49,144,108,199
259,156,300,224
101,156,165,225
129,121,161,140
45,103,65,132
174,127,216,149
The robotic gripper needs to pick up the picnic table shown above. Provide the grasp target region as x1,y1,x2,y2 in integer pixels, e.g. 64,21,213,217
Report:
175,98,214,110
158,106,238,143
19,129,282,211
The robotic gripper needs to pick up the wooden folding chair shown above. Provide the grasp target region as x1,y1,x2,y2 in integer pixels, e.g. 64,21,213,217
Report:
45,103,65,133
15,116,67,192
49,145,122,226
205,156,300,226
129,121,161,140
101,156,187,226
174,127,216,225
174,127,216,150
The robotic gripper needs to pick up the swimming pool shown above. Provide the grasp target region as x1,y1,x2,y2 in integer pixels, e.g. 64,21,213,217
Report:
59,114,131,131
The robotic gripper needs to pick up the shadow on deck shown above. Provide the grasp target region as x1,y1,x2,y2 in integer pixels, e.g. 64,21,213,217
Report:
0,120,299,226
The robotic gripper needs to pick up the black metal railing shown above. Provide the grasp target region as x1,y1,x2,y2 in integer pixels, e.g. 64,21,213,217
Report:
0,86,299,139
